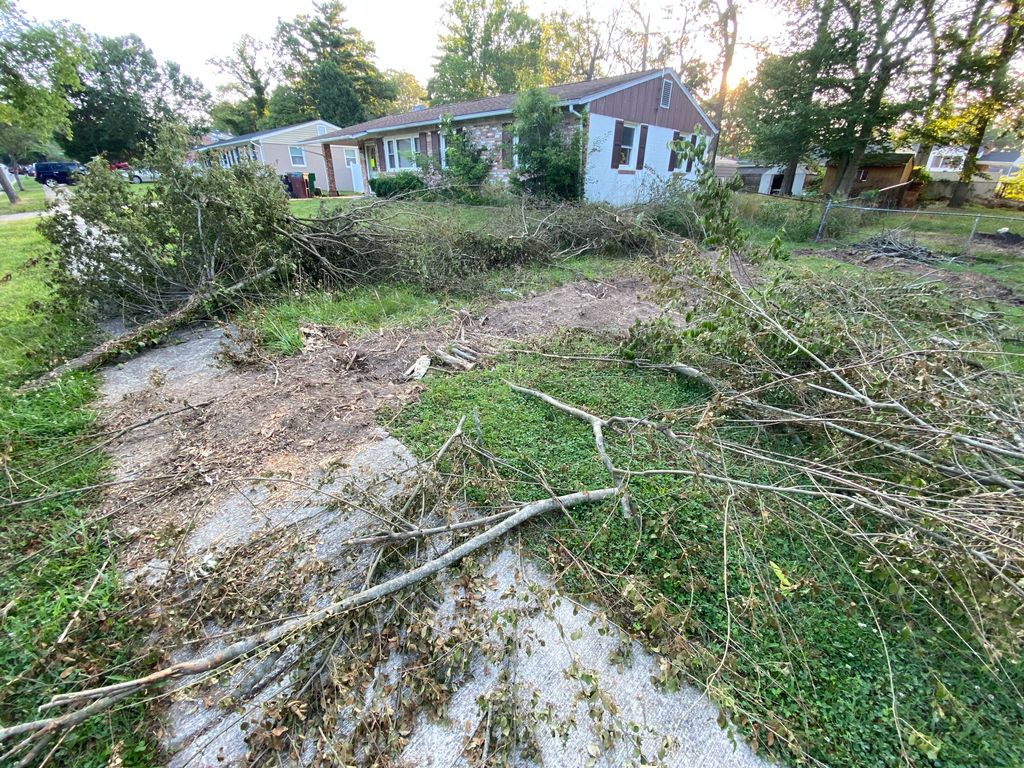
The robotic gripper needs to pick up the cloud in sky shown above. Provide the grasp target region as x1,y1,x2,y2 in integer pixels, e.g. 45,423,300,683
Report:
24,0,784,95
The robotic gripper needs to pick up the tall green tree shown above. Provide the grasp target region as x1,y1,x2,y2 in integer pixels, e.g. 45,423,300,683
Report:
428,0,541,103
705,0,739,164
0,0,85,202
315,60,366,127
262,85,313,129
538,11,599,84
384,70,427,113
939,0,1024,206
209,35,272,125
816,0,930,197
58,34,209,162
733,0,837,193
210,99,260,135
274,1,394,119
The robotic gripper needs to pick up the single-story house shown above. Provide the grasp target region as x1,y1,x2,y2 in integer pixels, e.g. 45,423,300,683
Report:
196,119,351,194
309,68,716,205
821,152,914,197
736,160,811,196
925,145,1024,179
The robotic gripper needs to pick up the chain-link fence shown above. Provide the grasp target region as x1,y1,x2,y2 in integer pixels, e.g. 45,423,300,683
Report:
736,192,1024,251
814,199,1024,249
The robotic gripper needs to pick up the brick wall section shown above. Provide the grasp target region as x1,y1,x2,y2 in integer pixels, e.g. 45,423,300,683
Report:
360,110,584,187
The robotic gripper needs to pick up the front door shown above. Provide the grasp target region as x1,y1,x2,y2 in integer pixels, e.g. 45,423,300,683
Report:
365,145,378,181
345,148,363,193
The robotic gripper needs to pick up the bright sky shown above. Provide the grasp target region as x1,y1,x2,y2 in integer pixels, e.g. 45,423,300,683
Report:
22,0,787,95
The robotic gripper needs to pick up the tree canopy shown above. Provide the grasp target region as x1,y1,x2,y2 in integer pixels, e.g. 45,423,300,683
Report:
273,1,395,121
57,34,209,162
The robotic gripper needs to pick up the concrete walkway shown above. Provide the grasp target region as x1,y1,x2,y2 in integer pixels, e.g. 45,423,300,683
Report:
0,184,59,223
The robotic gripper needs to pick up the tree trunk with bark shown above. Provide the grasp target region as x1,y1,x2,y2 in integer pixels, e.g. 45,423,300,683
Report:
834,141,867,198
708,0,738,166
949,0,1022,207
781,157,799,196
0,168,20,205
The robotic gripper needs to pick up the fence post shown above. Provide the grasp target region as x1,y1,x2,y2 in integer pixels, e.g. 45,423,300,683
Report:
815,199,832,242
967,215,980,248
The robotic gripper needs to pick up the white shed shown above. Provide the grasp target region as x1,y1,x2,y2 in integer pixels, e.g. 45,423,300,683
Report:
737,161,809,196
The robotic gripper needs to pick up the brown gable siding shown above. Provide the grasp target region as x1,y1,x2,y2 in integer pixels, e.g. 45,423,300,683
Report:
590,77,710,134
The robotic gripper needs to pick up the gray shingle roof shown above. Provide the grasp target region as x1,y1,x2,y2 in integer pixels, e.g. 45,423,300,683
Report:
979,149,1022,163
315,70,668,142
199,120,338,151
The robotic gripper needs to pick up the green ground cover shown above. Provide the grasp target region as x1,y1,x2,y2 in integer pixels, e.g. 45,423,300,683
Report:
251,254,631,354
389,334,1024,768
0,179,48,214
0,219,155,766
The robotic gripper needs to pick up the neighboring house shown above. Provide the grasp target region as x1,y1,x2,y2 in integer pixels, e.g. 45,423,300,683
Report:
925,145,1024,179
196,120,345,194
736,160,811,196
821,152,914,197
310,69,716,205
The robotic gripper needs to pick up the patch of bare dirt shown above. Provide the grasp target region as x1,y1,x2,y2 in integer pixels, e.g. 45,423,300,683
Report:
101,274,664,564
809,246,1023,305
85,274,770,768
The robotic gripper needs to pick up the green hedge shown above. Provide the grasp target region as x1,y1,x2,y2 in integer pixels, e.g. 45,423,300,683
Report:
369,171,426,198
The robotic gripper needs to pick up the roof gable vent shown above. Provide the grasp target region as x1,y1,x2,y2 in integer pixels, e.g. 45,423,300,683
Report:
660,79,672,109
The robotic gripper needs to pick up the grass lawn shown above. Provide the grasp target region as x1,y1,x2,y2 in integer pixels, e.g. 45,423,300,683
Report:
390,335,1024,768
0,218,156,766
250,254,632,354
0,178,48,214
289,196,500,230
737,193,1024,295
0,219,93,381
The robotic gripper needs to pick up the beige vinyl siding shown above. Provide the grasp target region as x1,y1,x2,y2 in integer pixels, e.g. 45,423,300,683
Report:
261,142,332,191
265,122,332,145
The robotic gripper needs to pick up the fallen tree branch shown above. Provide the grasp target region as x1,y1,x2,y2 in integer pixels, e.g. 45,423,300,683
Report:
509,382,633,516
0,487,617,754
20,263,285,393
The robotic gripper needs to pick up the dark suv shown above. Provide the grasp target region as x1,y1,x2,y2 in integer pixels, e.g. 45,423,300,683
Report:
34,162,85,186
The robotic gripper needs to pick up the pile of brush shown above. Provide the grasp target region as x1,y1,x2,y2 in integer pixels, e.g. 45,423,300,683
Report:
857,230,943,263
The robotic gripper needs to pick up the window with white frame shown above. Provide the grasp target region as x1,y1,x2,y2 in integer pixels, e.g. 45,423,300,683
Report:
289,146,306,166
930,151,964,172
439,134,448,169
385,136,419,170
660,79,672,109
618,123,637,167
316,124,327,135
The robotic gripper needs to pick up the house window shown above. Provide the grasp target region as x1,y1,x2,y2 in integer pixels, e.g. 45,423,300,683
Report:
316,124,327,135
501,124,520,169
930,153,964,172
660,80,672,109
857,167,869,182
386,136,419,170
618,123,636,167
289,146,306,166
439,134,448,169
